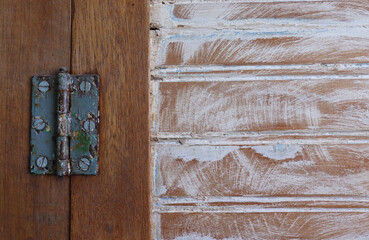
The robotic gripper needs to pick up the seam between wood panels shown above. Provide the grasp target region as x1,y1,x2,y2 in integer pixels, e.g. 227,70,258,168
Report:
69,0,74,239
153,207,369,213
156,0,339,4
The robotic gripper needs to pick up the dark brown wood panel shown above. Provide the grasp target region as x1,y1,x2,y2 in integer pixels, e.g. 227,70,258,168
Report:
71,0,150,239
0,1,71,239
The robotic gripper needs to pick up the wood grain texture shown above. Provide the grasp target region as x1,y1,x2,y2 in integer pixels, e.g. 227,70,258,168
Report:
151,1,369,29
152,29,369,67
0,1,70,239
154,79,369,133
71,0,150,239
151,1,369,68
155,143,369,197
156,213,369,239
150,0,369,239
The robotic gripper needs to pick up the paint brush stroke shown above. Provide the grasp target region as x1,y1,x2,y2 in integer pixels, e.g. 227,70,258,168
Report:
158,212,369,240
156,144,369,197
157,80,369,133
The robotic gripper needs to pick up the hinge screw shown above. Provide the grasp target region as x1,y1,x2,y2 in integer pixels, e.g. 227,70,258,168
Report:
33,118,46,131
59,67,68,73
36,156,48,168
82,119,96,132
79,80,91,93
38,80,50,93
78,157,91,171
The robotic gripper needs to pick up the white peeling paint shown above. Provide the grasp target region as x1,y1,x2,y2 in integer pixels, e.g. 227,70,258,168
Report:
172,233,240,240
251,144,302,161
152,63,369,77
155,28,369,67
158,145,239,162
154,0,360,4
150,1,369,239
153,130,369,141
152,74,369,83
155,206,369,213
156,144,369,197
157,196,369,205
151,1,369,31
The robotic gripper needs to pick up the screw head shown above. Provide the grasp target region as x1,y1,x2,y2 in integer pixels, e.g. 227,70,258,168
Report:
78,157,90,171
33,118,46,131
38,80,50,93
82,119,95,132
79,80,91,93
59,67,68,73
36,156,48,168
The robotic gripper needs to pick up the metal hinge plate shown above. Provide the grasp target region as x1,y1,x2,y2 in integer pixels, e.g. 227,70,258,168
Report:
30,68,99,176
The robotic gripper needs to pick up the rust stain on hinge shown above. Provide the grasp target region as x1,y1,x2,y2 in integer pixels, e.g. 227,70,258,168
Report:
30,68,99,176
56,68,72,176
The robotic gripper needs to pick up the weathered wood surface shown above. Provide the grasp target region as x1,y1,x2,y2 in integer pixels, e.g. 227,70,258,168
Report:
156,213,369,239
150,0,369,239
0,1,70,239
155,196,369,210
152,29,369,67
154,143,369,197
151,1,369,68
71,0,150,239
153,79,369,133
152,63,369,78
151,1,369,29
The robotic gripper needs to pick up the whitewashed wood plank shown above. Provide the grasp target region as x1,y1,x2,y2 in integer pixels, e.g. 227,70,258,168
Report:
152,64,369,78
152,0,349,4
151,1,369,30
154,79,369,133
155,144,369,197
156,212,369,239
152,28,369,67
150,1,369,239
155,196,369,210
152,132,369,145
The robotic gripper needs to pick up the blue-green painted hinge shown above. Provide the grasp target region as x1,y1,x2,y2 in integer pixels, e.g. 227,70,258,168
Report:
30,68,99,176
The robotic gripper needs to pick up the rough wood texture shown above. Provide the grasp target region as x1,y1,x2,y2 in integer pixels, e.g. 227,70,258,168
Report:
155,143,369,197
151,1,369,68
154,79,369,133
157,213,369,239
151,1,369,29
151,63,369,78
71,0,150,239
0,1,70,239
151,0,369,239
153,29,369,67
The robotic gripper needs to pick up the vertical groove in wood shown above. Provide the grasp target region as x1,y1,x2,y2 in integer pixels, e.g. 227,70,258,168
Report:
71,0,150,239
0,1,71,239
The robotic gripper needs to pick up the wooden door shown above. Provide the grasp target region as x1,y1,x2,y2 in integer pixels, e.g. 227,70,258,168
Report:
1,1,149,239
150,1,369,239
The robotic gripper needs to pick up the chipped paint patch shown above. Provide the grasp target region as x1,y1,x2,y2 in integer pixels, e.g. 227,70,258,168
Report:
158,145,238,162
251,144,302,161
72,130,91,153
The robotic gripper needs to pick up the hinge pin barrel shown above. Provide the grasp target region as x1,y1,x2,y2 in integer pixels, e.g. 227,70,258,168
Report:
56,68,71,176
31,68,99,176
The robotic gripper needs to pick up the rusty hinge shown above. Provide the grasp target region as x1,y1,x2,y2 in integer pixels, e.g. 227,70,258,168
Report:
30,68,99,176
